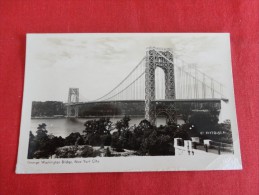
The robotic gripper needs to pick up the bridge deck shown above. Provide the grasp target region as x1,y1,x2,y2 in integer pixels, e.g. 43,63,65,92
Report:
65,98,228,106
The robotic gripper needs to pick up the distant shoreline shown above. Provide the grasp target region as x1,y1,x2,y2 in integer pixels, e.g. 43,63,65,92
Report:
31,115,145,119
31,116,65,119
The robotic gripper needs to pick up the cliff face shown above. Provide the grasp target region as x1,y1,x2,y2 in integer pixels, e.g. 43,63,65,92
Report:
31,101,65,117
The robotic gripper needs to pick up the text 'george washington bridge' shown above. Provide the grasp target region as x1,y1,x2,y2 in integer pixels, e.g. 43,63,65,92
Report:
65,47,228,125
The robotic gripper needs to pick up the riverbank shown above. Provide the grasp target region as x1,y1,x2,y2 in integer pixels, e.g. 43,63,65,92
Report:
31,116,65,119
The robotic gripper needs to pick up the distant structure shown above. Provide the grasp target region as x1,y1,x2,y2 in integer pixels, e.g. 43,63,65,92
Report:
66,88,79,118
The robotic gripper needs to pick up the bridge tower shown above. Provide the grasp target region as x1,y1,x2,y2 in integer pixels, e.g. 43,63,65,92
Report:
145,47,176,125
67,88,79,118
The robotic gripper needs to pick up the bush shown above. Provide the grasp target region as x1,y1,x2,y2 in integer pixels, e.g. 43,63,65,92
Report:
111,132,124,152
140,130,174,156
64,132,84,146
83,118,112,146
28,124,66,159
55,146,77,158
105,147,112,157
55,145,101,158
81,146,95,157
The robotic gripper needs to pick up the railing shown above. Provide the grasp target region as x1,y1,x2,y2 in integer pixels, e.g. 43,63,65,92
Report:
209,141,234,154
174,138,234,156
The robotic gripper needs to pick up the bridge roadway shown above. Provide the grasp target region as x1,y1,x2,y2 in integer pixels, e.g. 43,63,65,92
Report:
65,98,228,106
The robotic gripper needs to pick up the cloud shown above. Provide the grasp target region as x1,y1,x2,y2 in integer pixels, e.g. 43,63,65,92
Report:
27,34,232,101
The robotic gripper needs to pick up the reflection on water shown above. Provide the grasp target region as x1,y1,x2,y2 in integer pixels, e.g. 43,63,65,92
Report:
30,117,183,138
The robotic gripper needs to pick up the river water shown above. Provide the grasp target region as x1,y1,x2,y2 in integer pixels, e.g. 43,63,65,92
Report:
30,117,172,138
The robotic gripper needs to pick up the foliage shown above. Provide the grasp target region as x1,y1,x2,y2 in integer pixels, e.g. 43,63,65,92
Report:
105,147,112,157
36,123,48,139
28,123,65,159
189,111,233,144
28,131,36,159
180,104,192,123
147,131,172,155
138,123,178,156
176,124,194,139
136,119,153,131
31,101,65,117
111,132,124,152
28,112,233,158
83,118,112,146
115,116,131,135
189,111,218,130
80,146,100,158
208,120,233,144
30,123,55,158
64,132,84,146
55,146,77,158
218,120,232,144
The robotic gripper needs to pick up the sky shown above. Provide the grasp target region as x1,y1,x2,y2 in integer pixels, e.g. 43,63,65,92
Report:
25,33,233,102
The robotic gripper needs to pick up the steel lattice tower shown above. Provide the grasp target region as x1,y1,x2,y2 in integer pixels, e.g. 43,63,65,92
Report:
145,47,176,125
67,88,79,117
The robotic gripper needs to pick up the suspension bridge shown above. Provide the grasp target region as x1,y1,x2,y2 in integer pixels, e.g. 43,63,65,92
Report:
65,47,228,125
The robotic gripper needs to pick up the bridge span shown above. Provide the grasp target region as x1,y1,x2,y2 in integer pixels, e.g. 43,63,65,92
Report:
65,47,228,124
65,98,228,106
65,98,228,123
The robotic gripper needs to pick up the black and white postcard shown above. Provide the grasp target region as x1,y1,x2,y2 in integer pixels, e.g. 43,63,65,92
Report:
16,33,242,173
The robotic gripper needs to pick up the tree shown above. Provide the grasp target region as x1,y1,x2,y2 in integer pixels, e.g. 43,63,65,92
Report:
83,118,113,146
30,123,65,159
189,111,218,133
81,146,95,157
137,119,153,131
31,101,65,117
131,119,154,152
111,132,124,152
64,132,84,146
139,129,173,156
120,129,136,150
36,123,48,139
28,131,36,159
181,123,199,137
158,122,178,137
212,120,233,144
105,147,112,157
220,120,232,144
44,136,64,158
180,104,192,123
173,128,191,140
115,116,131,135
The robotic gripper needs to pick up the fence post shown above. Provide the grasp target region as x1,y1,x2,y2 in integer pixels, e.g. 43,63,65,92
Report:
218,145,221,155
205,144,208,152
193,142,197,149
